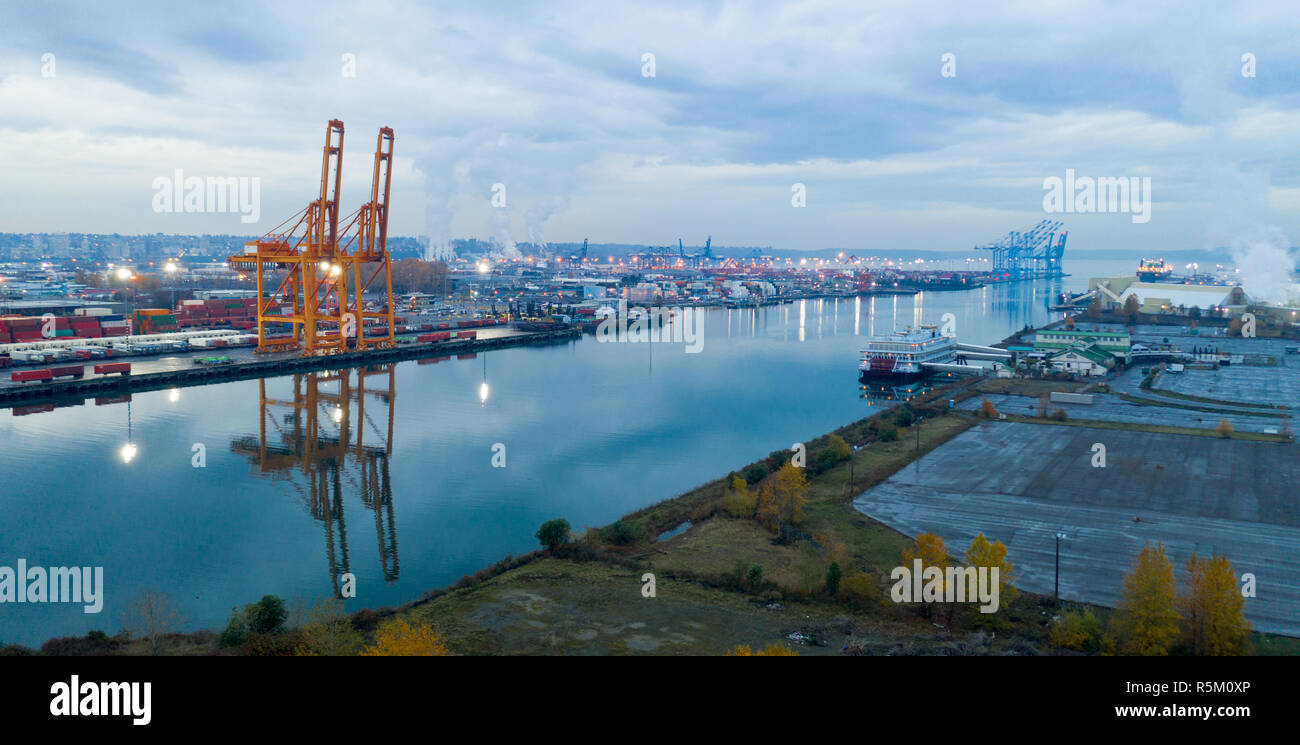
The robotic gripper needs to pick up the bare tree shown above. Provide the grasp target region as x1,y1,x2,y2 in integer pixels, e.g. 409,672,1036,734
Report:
121,589,184,655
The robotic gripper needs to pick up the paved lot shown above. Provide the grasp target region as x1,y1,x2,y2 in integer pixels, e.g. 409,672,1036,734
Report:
853,421,1300,636
1150,365,1300,409
957,390,1290,433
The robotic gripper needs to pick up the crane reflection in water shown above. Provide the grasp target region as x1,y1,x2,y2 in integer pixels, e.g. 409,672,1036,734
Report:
231,364,399,598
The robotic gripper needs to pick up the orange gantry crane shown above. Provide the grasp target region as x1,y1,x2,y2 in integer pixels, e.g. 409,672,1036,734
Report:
230,120,396,356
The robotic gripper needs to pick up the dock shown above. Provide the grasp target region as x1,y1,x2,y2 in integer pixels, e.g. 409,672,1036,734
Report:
0,325,580,409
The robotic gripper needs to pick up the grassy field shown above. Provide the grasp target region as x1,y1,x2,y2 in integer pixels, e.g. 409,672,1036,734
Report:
1118,392,1290,418
973,378,1088,397
999,413,1291,442
389,407,1076,656
1139,379,1290,410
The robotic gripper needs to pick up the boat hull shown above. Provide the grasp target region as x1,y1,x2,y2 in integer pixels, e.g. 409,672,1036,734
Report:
858,368,929,383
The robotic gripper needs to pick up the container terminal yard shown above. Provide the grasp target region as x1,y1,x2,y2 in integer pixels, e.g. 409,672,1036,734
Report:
0,112,1069,409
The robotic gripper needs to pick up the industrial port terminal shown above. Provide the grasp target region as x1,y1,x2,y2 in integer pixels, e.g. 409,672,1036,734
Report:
0,121,1074,409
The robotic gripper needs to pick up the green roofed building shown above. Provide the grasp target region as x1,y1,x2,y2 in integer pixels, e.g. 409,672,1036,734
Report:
1045,343,1117,377
1032,329,1130,354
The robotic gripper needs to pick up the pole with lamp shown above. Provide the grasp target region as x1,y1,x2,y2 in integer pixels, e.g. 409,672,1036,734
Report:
846,443,863,498
1054,531,1067,605
164,260,179,310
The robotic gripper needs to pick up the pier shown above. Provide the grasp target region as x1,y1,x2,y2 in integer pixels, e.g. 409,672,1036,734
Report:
0,325,580,409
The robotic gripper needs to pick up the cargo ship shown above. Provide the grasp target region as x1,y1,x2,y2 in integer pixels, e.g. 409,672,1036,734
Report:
858,326,957,382
1136,258,1173,282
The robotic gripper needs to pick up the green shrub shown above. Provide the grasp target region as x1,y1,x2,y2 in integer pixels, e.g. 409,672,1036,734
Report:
1050,609,1103,653
826,434,851,460
602,520,638,545
766,450,792,472
894,404,915,428
825,562,842,596
219,608,249,648
743,463,768,484
536,518,571,551
812,447,840,475
246,595,287,635
879,427,898,442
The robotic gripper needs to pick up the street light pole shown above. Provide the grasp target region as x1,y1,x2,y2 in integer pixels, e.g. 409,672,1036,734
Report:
1054,532,1067,604
846,444,859,498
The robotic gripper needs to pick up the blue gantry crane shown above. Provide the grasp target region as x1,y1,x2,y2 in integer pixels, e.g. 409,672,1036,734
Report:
974,220,1067,277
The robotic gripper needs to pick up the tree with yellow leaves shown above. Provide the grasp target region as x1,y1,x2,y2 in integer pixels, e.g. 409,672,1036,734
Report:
1215,418,1233,438
724,474,756,518
965,532,1018,607
902,533,949,617
360,617,452,656
902,533,949,574
772,461,809,526
1111,542,1180,656
1179,553,1251,656
755,481,778,529
727,643,798,656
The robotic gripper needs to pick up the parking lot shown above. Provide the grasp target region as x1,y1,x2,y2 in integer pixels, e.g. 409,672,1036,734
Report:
853,421,1300,636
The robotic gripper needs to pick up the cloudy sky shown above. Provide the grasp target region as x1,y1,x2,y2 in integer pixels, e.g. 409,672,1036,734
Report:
2,0,1299,256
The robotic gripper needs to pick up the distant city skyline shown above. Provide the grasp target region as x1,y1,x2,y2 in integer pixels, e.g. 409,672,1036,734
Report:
3,1,1299,265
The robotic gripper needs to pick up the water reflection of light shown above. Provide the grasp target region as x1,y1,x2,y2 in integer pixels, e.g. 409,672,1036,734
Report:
168,388,180,403
120,442,138,464
479,381,490,405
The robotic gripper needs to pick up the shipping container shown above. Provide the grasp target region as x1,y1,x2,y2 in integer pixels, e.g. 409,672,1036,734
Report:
11,369,52,383
50,365,84,379
93,362,131,375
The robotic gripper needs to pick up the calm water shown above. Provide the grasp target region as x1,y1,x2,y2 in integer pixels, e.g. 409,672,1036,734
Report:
0,267,1110,645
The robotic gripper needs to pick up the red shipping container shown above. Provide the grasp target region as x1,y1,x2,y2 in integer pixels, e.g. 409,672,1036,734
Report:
456,330,477,340
11,369,52,382
94,362,131,375
50,365,84,378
